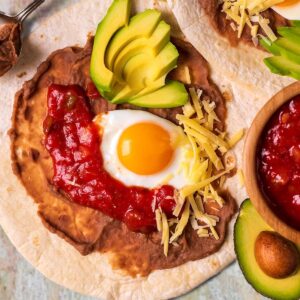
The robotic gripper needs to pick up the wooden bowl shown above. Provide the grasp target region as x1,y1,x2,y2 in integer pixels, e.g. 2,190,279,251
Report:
243,81,300,244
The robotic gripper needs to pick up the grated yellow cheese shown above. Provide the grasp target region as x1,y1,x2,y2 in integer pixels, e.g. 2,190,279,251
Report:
238,0,247,38
161,212,169,256
203,142,224,171
192,159,208,183
177,115,229,149
258,15,277,42
209,184,225,208
228,128,245,148
237,169,245,187
189,88,203,120
209,224,220,240
184,66,192,84
182,101,196,118
188,195,203,219
170,200,190,243
197,227,210,238
155,209,162,232
155,88,243,255
223,0,283,42
180,168,233,198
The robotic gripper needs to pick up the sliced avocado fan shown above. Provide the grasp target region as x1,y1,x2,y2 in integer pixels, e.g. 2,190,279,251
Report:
235,199,300,300
105,9,162,69
90,0,131,92
90,0,188,109
260,22,300,80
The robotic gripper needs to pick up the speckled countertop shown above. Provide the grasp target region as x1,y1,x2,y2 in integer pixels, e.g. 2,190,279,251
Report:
0,1,266,299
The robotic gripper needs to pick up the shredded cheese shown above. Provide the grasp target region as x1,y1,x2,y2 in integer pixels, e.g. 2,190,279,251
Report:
182,101,196,118
155,209,162,232
184,66,192,84
237,169,245,187
161,212,169,256
222,0,283,43
154,87,243,255
180,168,233,198
228,128,245,148
170,200,190,243
189,88,204,120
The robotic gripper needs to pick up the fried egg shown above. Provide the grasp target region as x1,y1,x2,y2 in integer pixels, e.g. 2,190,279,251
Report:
93,110,193,189
272,0,300,20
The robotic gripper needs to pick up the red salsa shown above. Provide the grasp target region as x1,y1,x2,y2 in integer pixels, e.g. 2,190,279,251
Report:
44,84,176,233
257,95,300,231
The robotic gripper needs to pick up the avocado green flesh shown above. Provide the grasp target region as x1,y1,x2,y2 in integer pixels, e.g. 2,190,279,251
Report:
133,75,166,98
277,27,300,45
112,41,179,103
292,20,300,27
260,39,300,65
235,200,300,300
111,53,151,103
105,9,161,69
147,42,179,81
264,56,300,80
122,42,178,84
276,38,300,55
91,1,188,108
111,75,167,104
128,81,188,108
90,0,131,92
112,21,170,75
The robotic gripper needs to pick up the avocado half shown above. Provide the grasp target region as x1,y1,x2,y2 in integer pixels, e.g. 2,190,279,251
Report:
234,200,300,300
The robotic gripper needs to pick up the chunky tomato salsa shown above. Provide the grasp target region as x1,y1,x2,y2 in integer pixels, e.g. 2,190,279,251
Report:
43,84,176,233
257,95,300,231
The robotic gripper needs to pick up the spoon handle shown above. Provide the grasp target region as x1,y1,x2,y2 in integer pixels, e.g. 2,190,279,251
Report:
16,0,45,24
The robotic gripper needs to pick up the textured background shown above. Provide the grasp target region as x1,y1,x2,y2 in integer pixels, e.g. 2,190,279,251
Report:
0,1,265,299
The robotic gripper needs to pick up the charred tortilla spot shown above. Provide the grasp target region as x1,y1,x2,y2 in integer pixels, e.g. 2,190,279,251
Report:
10,37,236,276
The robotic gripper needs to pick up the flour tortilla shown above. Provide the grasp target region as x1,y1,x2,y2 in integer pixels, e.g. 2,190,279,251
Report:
0,0,288,299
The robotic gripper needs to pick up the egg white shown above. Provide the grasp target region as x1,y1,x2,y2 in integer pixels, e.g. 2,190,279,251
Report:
272,3,300,20
93,110,193,189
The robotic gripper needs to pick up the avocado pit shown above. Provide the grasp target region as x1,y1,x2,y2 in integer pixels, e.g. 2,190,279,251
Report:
254,231,300,279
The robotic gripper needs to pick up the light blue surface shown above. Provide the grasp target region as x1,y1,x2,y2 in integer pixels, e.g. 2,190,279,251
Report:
0,1,266,299
0,224,264,300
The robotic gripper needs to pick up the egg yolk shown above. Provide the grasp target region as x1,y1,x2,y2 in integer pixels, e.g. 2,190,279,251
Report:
276,0,299,7
117,122,174,175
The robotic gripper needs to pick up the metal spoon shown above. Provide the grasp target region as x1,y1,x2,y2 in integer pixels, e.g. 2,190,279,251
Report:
0,0,45,76
0,0,45,26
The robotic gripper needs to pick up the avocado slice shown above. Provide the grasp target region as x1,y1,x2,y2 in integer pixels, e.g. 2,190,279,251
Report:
90,0,131,93
111,74,167,104
277,27,300,44
118,52,150,86
292,20,300,27
128,80,188,108
105,9,162,69
147,42,179,81
133,75,166,98
235,199,300,300
111,53,150,103
119,42,178,85
276,37,300,55
260,39,300,64
112,21,171,75
264,56,300,80
112,41,179,103
123,43,178,88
